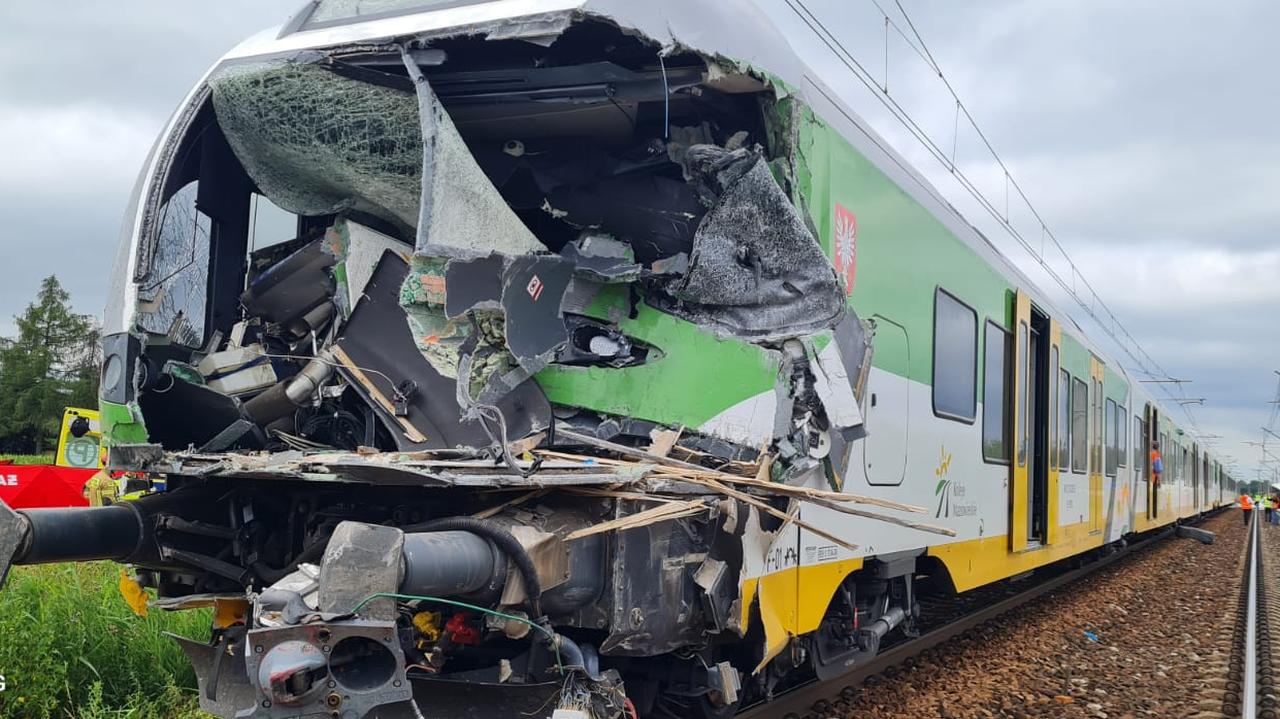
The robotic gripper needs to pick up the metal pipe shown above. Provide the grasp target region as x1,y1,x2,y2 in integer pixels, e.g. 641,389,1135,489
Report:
285,349,337,405
400,531,499,597
15,505,144,564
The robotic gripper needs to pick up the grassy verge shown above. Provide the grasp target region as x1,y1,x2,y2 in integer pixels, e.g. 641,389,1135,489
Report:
0,562,210,718
0,455,56,466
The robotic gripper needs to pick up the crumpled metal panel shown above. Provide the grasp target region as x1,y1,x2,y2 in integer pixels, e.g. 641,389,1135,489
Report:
651,145,844,341
318,521,404,619
400,51,544,259
0,501,28,589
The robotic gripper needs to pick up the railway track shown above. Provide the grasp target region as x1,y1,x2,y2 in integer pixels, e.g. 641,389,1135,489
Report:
1238,512,1280,719
735,522,1194,719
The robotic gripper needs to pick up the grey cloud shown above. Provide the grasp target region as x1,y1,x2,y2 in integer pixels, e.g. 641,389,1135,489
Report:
0,2,296,333
0,0,1273,476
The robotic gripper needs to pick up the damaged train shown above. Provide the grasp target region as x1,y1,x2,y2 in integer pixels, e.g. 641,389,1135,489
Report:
0,1,1236,718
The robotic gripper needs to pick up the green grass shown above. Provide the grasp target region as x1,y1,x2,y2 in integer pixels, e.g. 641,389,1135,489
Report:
0,562,211,718
0,455,56,466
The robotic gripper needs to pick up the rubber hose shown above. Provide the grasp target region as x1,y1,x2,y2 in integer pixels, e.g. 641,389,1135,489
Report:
252,536,331,584
400,516,543,618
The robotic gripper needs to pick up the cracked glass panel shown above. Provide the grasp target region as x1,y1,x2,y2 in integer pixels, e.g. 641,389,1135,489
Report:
211,62,422,238
136,181,210,346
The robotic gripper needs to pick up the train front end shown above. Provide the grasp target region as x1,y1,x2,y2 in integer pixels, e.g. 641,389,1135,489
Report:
0,2,888,717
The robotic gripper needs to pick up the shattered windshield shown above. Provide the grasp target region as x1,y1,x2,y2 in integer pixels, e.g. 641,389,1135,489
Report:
302,0,489,28
135,181,210,347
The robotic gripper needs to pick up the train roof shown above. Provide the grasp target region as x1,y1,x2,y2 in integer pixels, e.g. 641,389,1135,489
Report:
142,0,1212,450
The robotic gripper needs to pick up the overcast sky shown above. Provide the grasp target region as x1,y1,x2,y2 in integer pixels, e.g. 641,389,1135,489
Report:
0,1,1275,478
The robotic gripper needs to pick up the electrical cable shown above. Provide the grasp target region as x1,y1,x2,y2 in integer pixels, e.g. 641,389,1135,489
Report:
785,0,1211,441
351,591,564,675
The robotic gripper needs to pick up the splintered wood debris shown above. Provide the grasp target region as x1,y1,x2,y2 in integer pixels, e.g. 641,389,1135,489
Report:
537,428,956,541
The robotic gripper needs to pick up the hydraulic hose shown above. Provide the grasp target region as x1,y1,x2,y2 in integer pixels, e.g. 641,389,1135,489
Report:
401,516,543,618
15,505,144,564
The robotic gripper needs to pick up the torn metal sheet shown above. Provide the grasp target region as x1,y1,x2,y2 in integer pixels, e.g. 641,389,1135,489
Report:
559,233,642,283
239,237,338,327
117,447,656,488
811,343,862,434
318,521,403,618
500,254,574,370
138,374,256,451
443,254,505,317
336,249,551,450
401,52,545,258
325,218,413,313
653,145,845,341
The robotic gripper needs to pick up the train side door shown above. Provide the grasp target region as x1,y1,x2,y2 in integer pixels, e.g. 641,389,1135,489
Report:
1089,355,1105,534
1045,319,1061,545
863,316,910,486
1192,444,1200,511
1010,290,1053,550
1146,404,1158,519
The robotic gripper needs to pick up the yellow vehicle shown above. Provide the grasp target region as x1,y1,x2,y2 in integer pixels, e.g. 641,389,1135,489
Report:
54,407,103,469
54,407,156,505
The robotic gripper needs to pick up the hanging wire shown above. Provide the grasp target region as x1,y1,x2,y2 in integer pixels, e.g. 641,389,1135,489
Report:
785,0,1212,444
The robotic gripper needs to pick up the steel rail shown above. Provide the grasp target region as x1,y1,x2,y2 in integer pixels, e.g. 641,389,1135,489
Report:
736,525,1180,719
1244,510,1258,719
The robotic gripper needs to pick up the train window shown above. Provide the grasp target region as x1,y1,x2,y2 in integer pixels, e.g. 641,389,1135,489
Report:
1117,404,1127,467
1057,369,1070,470
1162,432,1171,476
932,289,978,423
1134,415,1144,472
136,180,211,347
1050,346,1059,469
248,193,299,252
1071,377,1088,473
981,321,1010,463
1104,398,1118,476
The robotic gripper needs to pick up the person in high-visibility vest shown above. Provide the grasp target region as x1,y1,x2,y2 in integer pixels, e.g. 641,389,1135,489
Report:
1150,442,1164,486
1240,493,1254,525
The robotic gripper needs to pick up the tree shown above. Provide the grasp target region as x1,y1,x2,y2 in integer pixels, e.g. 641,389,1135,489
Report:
0,276,100,453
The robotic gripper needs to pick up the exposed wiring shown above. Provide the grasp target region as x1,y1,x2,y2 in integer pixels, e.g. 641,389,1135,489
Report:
351,592,564,675
250,349,414,411
474,402,543,478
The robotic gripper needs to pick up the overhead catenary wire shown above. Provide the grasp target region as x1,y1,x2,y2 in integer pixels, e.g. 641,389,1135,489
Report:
783,0,1215,448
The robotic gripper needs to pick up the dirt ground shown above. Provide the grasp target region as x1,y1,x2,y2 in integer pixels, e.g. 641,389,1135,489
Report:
829,510,1247,719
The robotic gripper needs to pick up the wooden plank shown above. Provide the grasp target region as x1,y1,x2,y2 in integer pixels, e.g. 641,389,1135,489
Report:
472,489,548,520
554,427,926,514
565,499,707,540
331,346,428,443
686,476,860,553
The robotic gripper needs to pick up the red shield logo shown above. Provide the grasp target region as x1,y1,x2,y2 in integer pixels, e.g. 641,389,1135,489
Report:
833,203,857,295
